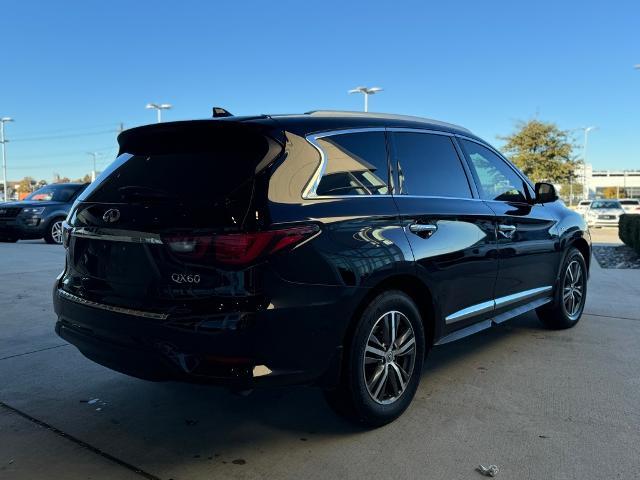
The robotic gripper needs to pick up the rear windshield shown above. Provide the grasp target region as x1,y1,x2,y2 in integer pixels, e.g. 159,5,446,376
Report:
620,200,639,205
79,125,280,205
591,200,621,209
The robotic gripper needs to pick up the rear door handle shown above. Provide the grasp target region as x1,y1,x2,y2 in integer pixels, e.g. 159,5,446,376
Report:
408,223,437,237
498,224,517,239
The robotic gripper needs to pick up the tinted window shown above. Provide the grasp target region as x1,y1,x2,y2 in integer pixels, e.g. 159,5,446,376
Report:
392,132,472,198
461,139,527,202
315,131,389,196
26,185,83,202
620,200,639,205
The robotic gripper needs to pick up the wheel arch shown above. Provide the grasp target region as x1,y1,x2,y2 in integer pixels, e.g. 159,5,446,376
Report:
345,274,437,351
570,236,591,272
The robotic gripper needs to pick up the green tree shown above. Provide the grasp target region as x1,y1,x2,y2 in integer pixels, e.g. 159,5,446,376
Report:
559,181,583,203
18,176,35,193
500,120,576,183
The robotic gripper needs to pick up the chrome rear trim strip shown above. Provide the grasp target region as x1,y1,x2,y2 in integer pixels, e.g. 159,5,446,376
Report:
58,289,169,320
71,227,163,245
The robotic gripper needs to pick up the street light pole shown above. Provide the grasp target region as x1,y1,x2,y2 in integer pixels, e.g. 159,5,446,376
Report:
145,103,172,123
87,152,100,182
348,86,383,112
0,117,14,202
580,126,597,201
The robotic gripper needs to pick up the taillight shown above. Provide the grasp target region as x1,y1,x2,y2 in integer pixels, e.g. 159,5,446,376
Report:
163,224,320,266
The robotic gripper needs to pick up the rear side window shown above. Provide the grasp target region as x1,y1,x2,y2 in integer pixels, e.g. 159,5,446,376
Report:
392,132,472,198
461,139,528,203
315,131,389,196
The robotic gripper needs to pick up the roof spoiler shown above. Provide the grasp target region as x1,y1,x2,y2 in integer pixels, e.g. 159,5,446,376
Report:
212,107,233,118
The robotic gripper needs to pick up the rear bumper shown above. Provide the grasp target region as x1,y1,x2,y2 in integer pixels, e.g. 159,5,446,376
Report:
53,279,362,389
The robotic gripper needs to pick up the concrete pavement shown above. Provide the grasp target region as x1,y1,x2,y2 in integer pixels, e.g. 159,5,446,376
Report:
1,233,639,479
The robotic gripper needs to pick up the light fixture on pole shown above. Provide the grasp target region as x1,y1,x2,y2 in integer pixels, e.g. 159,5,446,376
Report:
87,152,100,182
348,86,383,112
580,126,597,201
145,103,172,123
1,117,14,202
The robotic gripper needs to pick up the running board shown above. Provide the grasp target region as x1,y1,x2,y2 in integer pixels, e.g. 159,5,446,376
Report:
434,296,553,346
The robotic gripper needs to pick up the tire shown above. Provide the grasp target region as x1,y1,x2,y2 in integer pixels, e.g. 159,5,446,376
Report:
536,247,587,329
324,290,426,427
44,218,65,245
0,236,18,243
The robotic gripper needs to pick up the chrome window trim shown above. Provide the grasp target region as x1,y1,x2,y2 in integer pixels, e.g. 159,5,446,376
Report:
71,227,163,245
445,285,553,325
302,127,456,200
57,289,169,320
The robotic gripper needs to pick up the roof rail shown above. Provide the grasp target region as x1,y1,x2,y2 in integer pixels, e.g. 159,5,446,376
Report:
303,110,472,133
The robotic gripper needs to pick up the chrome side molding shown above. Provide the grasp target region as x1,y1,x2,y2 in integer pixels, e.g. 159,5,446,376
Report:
445,286,553,325
437,293,553,345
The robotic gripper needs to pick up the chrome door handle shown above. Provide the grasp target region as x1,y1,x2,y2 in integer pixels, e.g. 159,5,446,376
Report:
408,223,437,237
498,224,516,239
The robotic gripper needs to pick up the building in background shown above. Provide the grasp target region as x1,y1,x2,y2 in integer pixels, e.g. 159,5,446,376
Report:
586,167,640,199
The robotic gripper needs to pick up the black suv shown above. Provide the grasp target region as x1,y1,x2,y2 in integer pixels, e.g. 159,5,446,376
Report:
53,112,590,426
0,183,88,244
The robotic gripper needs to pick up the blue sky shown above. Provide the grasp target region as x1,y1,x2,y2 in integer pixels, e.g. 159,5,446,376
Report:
1,0,639,181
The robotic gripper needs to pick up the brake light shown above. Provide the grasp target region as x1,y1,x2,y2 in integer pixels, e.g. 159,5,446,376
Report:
163,225,319,266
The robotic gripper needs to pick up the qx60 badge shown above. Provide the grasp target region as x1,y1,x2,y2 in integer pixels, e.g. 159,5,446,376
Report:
171,273,201,284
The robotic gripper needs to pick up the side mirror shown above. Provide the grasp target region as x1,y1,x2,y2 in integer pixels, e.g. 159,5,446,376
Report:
534,182,558,204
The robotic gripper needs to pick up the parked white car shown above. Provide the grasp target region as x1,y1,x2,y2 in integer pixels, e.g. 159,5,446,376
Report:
619,199,640,214
586,200,626,227
576,200,592,216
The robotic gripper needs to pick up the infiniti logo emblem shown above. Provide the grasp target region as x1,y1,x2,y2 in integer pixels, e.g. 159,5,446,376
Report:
102,208,121,223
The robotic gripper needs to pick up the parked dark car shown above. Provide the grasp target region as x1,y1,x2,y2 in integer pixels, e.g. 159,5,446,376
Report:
0,183,88,244
53,112,591,426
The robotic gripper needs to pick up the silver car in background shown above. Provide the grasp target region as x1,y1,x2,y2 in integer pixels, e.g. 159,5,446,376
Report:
619,199,640,214
576,200,592,216
586,200,625,227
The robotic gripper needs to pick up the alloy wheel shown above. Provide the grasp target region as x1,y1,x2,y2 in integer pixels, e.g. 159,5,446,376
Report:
563,260,584,320
51,221,64,244
363,310,417,405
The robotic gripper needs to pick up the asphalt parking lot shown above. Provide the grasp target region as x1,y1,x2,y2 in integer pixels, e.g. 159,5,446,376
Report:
1,230,639,480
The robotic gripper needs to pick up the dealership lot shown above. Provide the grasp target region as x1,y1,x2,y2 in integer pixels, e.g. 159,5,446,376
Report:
1,231,640,480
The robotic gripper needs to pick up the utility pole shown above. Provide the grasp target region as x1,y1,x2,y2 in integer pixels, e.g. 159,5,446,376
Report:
348,86,383,112
1,117,14,202
87,152,100,182
580,126,597,201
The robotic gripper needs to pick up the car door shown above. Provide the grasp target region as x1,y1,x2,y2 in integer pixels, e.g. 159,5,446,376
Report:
388,130,498,340
457,138,561,321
